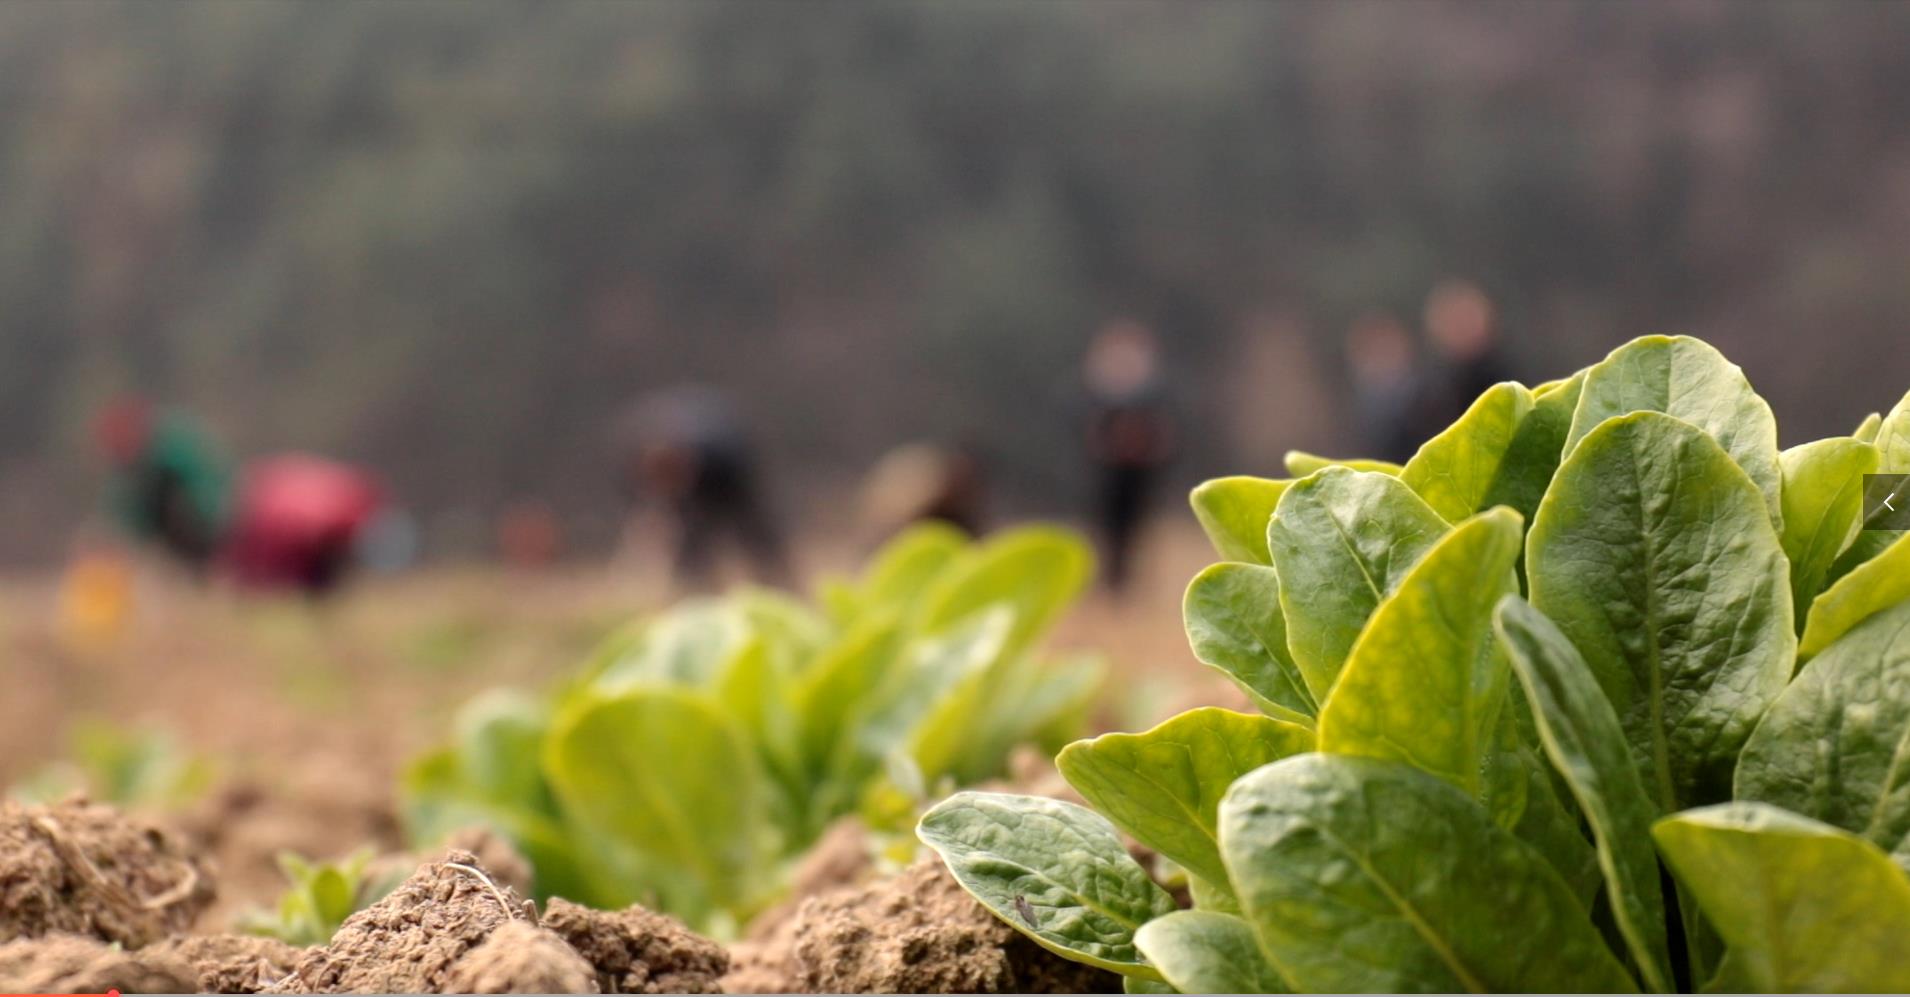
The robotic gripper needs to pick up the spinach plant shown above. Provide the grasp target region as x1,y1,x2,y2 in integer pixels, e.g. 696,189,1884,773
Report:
922,335,1910,993
236,848,404,946
405,523,1100,934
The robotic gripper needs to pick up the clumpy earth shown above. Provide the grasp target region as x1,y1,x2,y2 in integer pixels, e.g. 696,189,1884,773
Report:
727,856,1118,994
267,848,532,993
261,847,728,995
149,933,305,993
0,933,200,993
442,921,596,994
0,797,217,947
542,897,729,994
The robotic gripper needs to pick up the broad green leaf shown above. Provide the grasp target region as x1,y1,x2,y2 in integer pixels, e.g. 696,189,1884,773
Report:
452,688,554,814
1189,476,1289,564
1778,437,1879,627
1497,596,1673,994
1507,737,1602,902
1182,563,1315,722
1135,911,1290,994
859,521,967,612
1738,599,1910,864
1822,527,1896,589
1875,387,1910,471
1654,802,1910,993
793,618,903,786
1268,468,1450,700
591,599,748,693
544,687,766,921
917,526,1091,657
1319,508,1523,800
1484,370,1583,523
917,791,1178,977
1057,707,1313,892
1220,754,1637,993
1798,531,1910,662
1283,450,1402,477
1401,382,1535,522
1566,335,1783,527
1528,411,1793,810
1853,411,1883,444
1123,977,1177,994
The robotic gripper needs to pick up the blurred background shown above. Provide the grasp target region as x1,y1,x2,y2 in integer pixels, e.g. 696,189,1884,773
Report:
4,0,1910,568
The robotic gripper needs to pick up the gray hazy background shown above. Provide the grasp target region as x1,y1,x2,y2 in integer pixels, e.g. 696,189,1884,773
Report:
3,0,1908,561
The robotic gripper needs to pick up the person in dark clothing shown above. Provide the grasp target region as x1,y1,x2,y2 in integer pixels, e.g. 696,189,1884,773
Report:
1083,320,1175,595
95,397,230,575
623,386,788,589
1424,279,1515,422
1345,311,1429,465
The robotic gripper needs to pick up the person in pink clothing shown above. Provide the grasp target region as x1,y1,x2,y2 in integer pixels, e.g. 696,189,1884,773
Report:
221,454,385,595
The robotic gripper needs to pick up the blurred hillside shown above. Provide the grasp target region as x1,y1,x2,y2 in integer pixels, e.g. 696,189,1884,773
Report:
3,0,1909,560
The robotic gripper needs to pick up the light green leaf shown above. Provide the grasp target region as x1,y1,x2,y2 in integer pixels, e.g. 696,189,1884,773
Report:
1485,370,1583,523
1284,451,1402,477
591,599,748,693
1189,476,1289,565
1497,596,1673,993
1738,599,1910,865
1566,335,1783,528
1183,563,1315,722
858,521,968,613
1876,388,1910,471
1220,754,1637,993
1528,411,1794,810
1057,707,1313,892
1135,910,1290,994
917,791,1178,977
1318,508,1523,799
452,688,554,813
1779,437,1879,628
917,526,1091,657
1799,531,1910,662
544,687,766,921
1401,382,1535,522
793,618,904,787
1854,411,1883,445
1654,802,1910,993
1268,468,1450,701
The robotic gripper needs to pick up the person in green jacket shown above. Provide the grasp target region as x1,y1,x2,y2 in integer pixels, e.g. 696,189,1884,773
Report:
94,397,231,575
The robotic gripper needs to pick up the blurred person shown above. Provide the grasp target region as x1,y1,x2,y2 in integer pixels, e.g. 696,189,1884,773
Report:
221,454,387,595
1345,311,1427,464
1424,278,1515,421
1083,319,1176,595
620,385,787,589
57,532,135,653
858,440,988,539
94,396,231,574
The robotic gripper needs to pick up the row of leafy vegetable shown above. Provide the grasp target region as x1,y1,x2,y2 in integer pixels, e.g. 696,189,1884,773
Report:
402,523,1103,935
921,335,1910,993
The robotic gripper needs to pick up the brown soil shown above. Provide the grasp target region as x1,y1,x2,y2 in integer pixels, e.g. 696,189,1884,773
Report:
541,897,728,994
149,933,306,993
266,848,529,993
441,921,597,994
727,856,1118,994
0,933,200,993
0,797,216,947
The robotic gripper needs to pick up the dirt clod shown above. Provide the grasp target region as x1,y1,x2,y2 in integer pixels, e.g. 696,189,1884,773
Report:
0,797,216,947
731,856,1117,994
149,933,305,993
268,848,526,993
0,933,199,994
541,897,728,994
442,921,597,994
